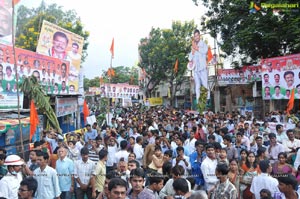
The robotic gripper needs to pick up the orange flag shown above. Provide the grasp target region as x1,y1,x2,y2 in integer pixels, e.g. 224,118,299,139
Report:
207,46,213,63
286,89,295,115
110,38,114,58
108,68,115,77
30,100,39,141
174,58,179,73
83,100,90,124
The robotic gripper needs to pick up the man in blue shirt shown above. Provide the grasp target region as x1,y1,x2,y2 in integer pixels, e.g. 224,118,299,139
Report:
189,141,206,190
34,151,61,199
84,124,98,143
56,146,74,199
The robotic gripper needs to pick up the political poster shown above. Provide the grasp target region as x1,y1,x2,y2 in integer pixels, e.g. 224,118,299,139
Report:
90,83,139,99
36,20,84,94
217,65,262,85
0,43,73,100
0,0,20,45
261,53,300,100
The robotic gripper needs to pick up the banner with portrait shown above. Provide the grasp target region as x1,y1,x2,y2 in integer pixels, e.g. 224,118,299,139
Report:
36,20,84,94
217,65,262,85
0,43,73,99
90,83,139,99
0,0,20,45
56,97,78,117
261,53,300,100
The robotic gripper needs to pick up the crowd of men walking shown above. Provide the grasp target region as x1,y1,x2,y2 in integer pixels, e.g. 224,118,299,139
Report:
1,107,300,199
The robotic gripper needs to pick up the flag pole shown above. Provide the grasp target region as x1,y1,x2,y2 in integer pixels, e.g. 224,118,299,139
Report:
107,38,114,127
107,55,112,125
12,0,25,158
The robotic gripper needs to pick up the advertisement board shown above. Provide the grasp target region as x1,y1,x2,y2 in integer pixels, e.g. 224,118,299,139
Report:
217,65,262,85
261,53,300,100
36,20,84,94
90,83,139,99
0,92,23,109
0,0,20,45
148,97,163,106
0,43,72,97
56,97,78,117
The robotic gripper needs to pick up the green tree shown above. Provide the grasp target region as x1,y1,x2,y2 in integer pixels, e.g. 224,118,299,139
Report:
139,21,197,105
15,2,90,62
83,66,138,91
103,66,139,85
83,77,100,91
192,0,300,66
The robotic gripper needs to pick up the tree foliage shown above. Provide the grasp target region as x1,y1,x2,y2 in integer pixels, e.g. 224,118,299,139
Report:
192,0,300,66
15,1,90,62
103,66,139,85
20,76,61,132
138,21,197,104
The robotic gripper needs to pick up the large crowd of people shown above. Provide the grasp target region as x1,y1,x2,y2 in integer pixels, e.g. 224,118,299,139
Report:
1,106,300,199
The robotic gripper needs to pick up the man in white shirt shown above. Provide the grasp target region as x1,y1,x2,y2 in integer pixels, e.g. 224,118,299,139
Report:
241,130,251,151
115,140,130,164
284,71,295,89
184,130,196,154
268,133,285,164
201,143,218,192
133,136,144,167
283,129,300,155
0,155,24,199
172,147,191,175
106,137,118,172
74,147,96,199
250,160,280,199
272,86,284,99
276,124,288,144
130,127,141,140
159,165,191,199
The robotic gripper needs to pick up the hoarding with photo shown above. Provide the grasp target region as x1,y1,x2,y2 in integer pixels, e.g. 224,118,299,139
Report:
0,43,72,97
261,53,300,100
217,65,262,85
0,0,20,45
36,20,84,94
56,97,78,117
90,83,139,99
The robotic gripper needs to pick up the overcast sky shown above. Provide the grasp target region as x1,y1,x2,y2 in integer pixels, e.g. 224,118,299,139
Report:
20,0,208,79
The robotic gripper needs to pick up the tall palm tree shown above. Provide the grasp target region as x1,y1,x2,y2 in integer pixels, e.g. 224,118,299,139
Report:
20,75,61,132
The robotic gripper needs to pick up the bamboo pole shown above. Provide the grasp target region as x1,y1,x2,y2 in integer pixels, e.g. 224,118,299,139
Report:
12,0,25,158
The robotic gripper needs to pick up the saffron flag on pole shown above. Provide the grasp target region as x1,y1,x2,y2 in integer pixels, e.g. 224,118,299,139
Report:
30,100,39,142
83,100,90,124
286,89,295,115
207,46,213,63
110,38,114,58
174,58,178,73
107,68,115,77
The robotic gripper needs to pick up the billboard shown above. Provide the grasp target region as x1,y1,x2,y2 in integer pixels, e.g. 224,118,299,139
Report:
56,97,78,117
0,0,20,45
261,53,300,100
217,65,262,85
89,83,139,99
0,43,73,97
36,20,84,94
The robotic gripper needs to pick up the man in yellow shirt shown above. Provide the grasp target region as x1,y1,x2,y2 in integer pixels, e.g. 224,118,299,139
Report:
91,149,108,198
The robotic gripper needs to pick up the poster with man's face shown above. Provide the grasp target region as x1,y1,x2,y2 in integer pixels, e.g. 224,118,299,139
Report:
261,53,300,100
36,20,84,94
